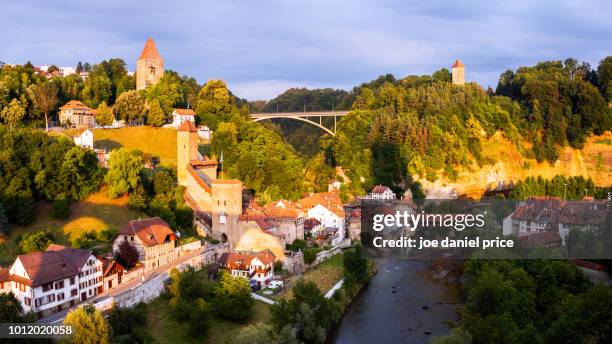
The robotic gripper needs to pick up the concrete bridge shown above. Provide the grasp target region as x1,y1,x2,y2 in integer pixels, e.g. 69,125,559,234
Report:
250,111,350,135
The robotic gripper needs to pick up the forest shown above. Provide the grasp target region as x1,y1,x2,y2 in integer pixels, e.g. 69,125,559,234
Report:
1,57,611,204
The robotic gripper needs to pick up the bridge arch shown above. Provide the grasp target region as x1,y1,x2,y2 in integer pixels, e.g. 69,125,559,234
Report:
252,116,336,136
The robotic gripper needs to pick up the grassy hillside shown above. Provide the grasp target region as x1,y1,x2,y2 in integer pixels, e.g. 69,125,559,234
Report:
93,127,177,167
422,131,612,198
0,190,147,263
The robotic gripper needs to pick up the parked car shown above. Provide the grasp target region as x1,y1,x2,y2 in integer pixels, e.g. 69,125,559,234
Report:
268,280,284,289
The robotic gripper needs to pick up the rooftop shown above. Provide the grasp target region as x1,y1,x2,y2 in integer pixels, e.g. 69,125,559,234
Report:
138,37,162,61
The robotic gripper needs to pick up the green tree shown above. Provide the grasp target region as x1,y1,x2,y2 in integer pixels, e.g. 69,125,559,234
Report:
104,148,143,198
147,99,165,127
214,271,254,321
0,292,26,322
146,71,182,115
95,101,114,126
114,90,145,124
19,230,53,253
196,79,234,130
0,98,25,128
0,204,9,237
431,328,473,344
29,81,58,131
62,304,110,344
343,245,368,285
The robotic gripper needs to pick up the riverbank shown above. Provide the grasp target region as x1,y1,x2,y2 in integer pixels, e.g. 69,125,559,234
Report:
330,258,461,344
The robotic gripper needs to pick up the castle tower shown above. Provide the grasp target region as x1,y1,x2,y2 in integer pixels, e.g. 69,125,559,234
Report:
136,37,164,90
211,180,243,243
451,59,465,86
177,121,199,186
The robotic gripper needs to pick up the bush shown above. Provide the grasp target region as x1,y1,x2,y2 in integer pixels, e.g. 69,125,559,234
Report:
19,231,53,253
52,197,71,219
304,247,321,264
274,260,284,274
214,271,254,321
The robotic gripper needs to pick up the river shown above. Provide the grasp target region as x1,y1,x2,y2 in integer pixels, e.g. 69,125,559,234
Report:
330,258,461,344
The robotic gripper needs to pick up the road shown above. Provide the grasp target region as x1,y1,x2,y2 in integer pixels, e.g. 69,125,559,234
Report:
38,245,211,325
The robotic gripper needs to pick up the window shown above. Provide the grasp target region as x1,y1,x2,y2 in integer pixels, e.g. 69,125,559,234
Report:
54,281,64,289
19,283,26,292
42,283,53,292
70,277,75,285
219,212,226,224
71,289,77,297
57,293,65,301
24,297,31,306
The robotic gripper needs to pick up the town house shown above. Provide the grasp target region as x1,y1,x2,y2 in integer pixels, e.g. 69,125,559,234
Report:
219,249,276,287
59,100,95,127
297,191,346,245
3,244,103,318
112,217,177,271
365,185,396,200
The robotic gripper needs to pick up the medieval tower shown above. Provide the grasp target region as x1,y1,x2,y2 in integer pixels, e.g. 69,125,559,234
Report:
451,59,465,86
136,37,164,90
177,121,243,243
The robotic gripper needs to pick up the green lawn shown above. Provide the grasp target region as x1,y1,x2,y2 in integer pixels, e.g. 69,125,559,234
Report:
146,297,272,344
0,190,147,263
279,252,344,300
93,126,178,167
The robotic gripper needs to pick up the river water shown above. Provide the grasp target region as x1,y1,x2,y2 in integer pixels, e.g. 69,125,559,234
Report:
330,258,461,344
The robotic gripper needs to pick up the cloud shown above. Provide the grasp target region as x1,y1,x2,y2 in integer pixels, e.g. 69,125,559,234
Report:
1,0,610,100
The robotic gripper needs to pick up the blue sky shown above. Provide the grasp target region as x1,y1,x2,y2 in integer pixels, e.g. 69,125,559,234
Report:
1,0,610,100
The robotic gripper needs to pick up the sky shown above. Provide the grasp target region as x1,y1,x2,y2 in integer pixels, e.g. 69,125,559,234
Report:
1,0,610,100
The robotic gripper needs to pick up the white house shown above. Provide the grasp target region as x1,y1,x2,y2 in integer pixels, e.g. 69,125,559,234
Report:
169,109,196,128
197,126,211,140
72,128,94,149
3,244,103,318
112,217,178,271
365,185,396,200
219,250,276,287
297,192,346,245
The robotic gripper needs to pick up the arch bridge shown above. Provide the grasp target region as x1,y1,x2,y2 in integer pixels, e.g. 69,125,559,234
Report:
250,111,350,136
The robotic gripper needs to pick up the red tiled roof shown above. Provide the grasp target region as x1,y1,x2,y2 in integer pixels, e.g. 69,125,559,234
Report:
239,213,277,230
297,191,345,217
138,37,162,60
517,231,562,247
371,185,391,194
452,59,465,68
304,218,321,230
178,120,198,132
0,268,9,283
119,217,176,247
173,108,196,116
59,100,91,111
219,249,276,271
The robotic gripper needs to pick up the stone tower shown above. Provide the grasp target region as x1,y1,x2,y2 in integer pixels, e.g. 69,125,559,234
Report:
177,121,199,186
451,59,465,86
136,37,164,90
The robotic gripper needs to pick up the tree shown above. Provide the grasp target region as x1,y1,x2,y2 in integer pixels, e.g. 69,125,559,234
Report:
0,292,25,322
19,230,53,253
29,82,58,131
196,79,234,130
104,148,143,198
52,196,71,219
147,99,165,127
431,328,473,344
62,304,110,344
95,101,114,126
117,241,139,269
214,271,254,321
146,71,182,115
343,245,368,285
114,90,145,124
0,98,25,128
234,324,277,344
0,204,9,238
